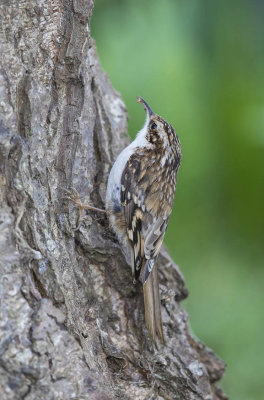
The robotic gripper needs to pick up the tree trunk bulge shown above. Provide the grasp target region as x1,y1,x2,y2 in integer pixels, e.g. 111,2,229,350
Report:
0,1,227,399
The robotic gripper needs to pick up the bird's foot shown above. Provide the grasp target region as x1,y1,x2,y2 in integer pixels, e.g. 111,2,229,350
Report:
61,187,106,230
62,187,106,213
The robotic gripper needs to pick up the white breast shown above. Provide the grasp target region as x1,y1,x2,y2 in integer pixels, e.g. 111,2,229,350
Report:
105,116,151,212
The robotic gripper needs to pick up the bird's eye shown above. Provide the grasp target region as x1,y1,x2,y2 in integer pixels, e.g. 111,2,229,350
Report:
150,123,157,130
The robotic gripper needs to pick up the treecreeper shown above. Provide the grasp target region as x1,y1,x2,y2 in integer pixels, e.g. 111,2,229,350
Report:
66,97,182,345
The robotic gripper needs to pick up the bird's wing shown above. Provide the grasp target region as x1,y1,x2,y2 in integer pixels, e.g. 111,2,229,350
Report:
141,216,169,284
120,154,170,283
121,155,145,281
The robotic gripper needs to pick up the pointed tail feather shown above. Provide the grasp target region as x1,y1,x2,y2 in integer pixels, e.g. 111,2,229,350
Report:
143,265,165,345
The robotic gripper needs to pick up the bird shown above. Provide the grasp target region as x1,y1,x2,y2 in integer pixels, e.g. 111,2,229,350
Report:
63,97,181,345
105,97,182,344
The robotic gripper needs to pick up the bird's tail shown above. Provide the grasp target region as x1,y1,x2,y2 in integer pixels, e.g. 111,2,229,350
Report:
143,265,165,345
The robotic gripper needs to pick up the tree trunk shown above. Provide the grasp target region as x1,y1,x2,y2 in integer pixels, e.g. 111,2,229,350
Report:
0,1,227,399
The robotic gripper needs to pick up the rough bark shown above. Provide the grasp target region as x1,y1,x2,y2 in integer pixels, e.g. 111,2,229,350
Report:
0,1,227,399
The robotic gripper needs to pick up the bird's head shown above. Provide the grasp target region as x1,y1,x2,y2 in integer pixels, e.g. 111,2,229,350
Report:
137,96,181,159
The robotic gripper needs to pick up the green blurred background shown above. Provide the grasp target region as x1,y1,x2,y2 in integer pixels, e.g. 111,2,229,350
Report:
91,1,264,398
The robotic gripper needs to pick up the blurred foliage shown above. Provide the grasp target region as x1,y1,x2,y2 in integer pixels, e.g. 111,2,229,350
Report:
91,1,264,398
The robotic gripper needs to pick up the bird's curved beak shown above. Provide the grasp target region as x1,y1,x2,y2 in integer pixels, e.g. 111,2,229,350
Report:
137,96,154,116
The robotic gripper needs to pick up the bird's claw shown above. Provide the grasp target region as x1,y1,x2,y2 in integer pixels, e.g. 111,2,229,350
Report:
61,187,81,206
61,187,106,214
